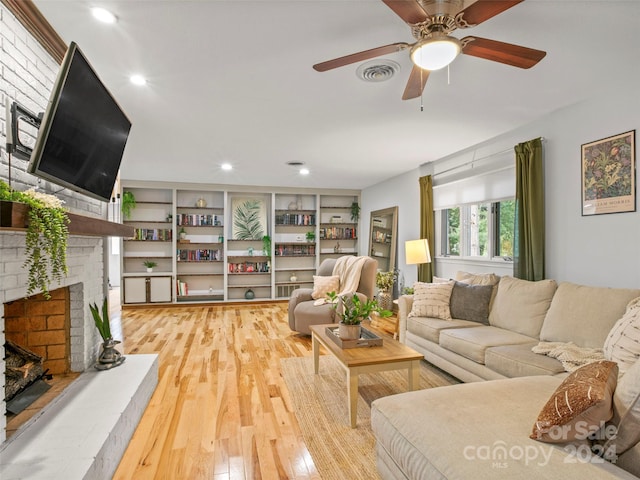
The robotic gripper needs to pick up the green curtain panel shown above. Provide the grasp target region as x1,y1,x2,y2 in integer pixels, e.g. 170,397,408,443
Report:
514,137,545,281
419,175,435,283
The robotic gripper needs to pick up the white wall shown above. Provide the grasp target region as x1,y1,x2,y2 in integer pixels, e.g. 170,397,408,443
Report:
363,88,640,289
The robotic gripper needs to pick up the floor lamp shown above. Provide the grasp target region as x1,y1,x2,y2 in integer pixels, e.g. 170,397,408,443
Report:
405,239,431,283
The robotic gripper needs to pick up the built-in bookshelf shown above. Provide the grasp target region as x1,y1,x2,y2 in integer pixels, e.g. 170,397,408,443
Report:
119,184,359,305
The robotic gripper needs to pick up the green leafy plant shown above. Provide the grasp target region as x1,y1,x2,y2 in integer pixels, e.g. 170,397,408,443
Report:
0,180,69,299
350,202,360,222
376,271,396,291
262,235,272,259
402,286,414,295
143,260,158,268
305,231,315,242
233,199,265,239
90,298,112,341
326,291,392,325
121,190,136,219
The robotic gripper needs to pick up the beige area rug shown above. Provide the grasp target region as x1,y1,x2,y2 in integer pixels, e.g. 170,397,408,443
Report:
280,355,458,480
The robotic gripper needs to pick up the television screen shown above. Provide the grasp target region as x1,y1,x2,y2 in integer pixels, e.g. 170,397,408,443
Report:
28,41,131,202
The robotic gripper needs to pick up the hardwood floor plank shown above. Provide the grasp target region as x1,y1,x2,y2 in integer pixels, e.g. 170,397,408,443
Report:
112,303,321,479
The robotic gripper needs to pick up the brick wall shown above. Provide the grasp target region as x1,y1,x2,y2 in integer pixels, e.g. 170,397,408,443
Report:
4,287,71,375
1,4,111,444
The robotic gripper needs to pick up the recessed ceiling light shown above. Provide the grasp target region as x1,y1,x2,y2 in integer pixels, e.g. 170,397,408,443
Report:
130,75,147,86
221,163,232,171
91,7,117,24
300,168,310,175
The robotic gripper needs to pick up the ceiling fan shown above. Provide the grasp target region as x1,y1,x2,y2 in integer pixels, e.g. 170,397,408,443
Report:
313,0,546,100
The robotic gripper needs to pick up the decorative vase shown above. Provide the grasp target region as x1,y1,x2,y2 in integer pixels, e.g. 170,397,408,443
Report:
378,290,392,311
290,273,297,282
338,322,361,340
245,289,255,300
95,338,125,370
179,232,186,240
196,198,207,208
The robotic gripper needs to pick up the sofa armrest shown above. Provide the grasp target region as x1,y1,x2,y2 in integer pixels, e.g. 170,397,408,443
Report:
397,295,414,343
288,288,314,329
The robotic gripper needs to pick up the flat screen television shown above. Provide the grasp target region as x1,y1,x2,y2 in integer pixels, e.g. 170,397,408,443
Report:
28,41,132,202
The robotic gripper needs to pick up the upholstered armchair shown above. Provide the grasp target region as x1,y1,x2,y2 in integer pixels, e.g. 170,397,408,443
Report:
287,256,378,335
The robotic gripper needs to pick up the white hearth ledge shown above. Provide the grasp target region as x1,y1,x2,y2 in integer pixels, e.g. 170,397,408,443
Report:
0,354,158,480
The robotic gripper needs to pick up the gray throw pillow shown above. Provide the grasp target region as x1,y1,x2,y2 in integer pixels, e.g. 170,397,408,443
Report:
449,281,493,324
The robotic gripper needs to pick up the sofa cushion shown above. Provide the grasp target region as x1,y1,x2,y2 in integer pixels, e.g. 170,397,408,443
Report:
605,358,640,455
406,316,481,344
311,275,340,300
485,343,566,377
489,276,557,338
439,326,536,364
455,270,501,309
409,281,454,320
449,281,493,324
530,360,618,443
371,376,632,480
604,297,640,375
540,282,640,348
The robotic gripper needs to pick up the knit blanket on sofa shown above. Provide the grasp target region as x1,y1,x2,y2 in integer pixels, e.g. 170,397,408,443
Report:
532,341,605,372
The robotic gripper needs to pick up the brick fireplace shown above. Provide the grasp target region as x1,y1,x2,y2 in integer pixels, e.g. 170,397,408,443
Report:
0,231,107,445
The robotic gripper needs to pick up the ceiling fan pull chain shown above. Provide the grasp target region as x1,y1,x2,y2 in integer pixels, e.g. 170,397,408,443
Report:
447,64,451,85
420,69,424,111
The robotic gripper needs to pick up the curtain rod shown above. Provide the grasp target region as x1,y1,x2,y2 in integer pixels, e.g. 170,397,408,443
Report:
433,137,545,178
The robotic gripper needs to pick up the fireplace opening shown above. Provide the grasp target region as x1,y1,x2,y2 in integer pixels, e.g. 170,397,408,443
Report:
3,287,81,439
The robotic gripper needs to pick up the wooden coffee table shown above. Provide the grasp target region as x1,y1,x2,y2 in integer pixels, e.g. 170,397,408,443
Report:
310,323,424,428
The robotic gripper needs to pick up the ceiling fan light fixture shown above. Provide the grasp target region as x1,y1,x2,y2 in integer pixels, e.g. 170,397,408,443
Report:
411,35,461,71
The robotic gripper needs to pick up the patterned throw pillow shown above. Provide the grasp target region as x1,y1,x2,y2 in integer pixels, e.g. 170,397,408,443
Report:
408,281,454,320
530,360,618,443
604,297,640,376
311,275,340,300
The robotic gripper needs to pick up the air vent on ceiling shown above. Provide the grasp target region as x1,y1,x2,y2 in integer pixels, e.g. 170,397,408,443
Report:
356,60,400,82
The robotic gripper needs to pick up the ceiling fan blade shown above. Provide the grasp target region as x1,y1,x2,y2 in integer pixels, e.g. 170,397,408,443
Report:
382,0,428,25
313,43,410,72
458,0,524,26
402,65,429,100
461,36,546,69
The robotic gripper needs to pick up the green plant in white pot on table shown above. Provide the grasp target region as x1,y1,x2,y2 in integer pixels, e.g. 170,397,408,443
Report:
326,291,392,340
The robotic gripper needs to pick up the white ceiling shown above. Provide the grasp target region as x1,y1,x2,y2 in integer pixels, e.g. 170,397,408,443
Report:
32,0,640,191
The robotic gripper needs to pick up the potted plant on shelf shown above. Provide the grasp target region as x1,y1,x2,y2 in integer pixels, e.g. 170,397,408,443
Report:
0,180,69,299
121,190,136,219
179,227,187,240
262,235,271,259
305,231,315,242
143,260,157,273
90,298,125,370
326,291,392,340
350,202,360,223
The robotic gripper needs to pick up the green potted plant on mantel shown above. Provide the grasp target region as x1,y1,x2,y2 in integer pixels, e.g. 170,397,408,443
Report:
143,260,157,273
326,291,392,340
0,179,69,299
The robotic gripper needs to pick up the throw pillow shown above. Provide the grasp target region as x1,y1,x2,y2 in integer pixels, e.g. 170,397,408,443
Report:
604,357,640,455
408,281,454,320
449,281,493,324
454,271,500,287
604,297,640,376
530,360,618,443
311,275,340,300
489,276,557,338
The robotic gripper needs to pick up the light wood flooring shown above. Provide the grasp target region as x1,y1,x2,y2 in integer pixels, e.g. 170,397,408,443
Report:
112,301,320,480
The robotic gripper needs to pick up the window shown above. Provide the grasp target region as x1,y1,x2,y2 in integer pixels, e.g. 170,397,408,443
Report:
441,200,514,260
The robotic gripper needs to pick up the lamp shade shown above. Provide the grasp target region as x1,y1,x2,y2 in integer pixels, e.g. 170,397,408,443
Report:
410,35,461,71
405,239,432,265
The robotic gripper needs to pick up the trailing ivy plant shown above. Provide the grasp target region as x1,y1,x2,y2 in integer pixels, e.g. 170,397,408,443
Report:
121,190,136,219
0,180,69,299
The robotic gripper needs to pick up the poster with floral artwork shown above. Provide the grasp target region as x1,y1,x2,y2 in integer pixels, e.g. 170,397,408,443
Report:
581,130,635,216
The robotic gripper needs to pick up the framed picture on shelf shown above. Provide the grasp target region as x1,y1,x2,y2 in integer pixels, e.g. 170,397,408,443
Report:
581,130,636,216
231,197,268,239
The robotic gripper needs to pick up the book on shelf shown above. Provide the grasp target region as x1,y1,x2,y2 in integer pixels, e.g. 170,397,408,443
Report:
318,226,356,240
275,213,316,226
176,213,223,227
134,228,172,241
177,249,221,261
176,279,188,296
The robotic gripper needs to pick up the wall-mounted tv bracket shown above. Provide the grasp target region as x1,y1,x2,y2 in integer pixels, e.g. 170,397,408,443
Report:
8,101,42,160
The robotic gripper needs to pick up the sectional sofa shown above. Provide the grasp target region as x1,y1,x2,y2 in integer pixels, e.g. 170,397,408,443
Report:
370,273,640,479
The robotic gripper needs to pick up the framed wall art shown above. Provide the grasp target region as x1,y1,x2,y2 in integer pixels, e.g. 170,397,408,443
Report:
231,197,268,239
581,130,636,216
